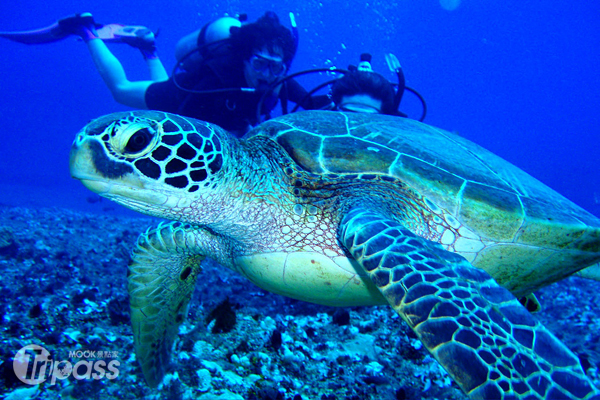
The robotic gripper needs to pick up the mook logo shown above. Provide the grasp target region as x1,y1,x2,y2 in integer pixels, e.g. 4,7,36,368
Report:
13,344,120,385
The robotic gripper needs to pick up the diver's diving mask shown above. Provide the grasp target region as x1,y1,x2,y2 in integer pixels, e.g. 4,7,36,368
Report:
249,54,287,76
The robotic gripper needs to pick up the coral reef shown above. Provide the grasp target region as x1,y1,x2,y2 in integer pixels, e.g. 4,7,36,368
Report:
0,205,598,399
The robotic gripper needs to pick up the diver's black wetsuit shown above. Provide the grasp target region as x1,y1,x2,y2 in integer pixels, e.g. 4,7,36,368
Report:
145,50,327,136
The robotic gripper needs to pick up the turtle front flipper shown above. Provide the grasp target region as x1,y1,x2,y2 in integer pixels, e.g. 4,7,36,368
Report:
128,221,205,387
340,208,600,400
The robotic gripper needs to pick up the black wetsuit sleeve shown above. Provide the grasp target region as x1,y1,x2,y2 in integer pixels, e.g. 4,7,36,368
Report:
285,78,334,110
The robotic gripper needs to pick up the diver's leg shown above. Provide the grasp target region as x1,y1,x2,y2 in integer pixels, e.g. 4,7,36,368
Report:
142,52,169,82
110,25,168,82
84,38,153,109
59,14,166,108
76,17,166,108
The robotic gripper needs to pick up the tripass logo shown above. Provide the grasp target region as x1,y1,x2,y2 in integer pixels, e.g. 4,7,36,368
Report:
13,344,120,385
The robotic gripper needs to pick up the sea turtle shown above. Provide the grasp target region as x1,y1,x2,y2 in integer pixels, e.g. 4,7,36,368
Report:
69,110,600,399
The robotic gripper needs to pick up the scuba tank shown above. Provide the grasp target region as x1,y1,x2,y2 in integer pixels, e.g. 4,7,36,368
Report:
174,15,244,73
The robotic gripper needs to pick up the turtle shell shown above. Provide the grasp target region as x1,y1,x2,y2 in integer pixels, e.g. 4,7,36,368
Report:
249,110,600,295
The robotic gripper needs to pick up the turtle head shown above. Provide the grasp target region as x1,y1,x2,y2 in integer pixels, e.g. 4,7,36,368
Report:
70,111,230,218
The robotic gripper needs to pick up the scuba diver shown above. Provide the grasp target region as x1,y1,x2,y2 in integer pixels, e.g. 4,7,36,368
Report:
330,53,404,115
275,52,427,121
0,12,331,137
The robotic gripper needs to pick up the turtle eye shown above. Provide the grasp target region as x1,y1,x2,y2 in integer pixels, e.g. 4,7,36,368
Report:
108,120,159,158
125,128,153,154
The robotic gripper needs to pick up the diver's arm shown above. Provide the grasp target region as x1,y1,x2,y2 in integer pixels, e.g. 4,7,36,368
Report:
145,55,168,82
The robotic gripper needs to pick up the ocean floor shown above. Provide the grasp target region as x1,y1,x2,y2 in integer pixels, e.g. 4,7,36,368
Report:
0,205,599,400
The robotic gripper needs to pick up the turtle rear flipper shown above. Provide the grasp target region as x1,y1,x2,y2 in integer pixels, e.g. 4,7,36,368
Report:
128,221,205,387
340,207,600,400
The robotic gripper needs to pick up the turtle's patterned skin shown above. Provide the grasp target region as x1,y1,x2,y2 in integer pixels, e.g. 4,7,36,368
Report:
69,110,600,399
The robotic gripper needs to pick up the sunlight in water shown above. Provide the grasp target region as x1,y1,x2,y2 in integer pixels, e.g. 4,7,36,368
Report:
440,0,461,11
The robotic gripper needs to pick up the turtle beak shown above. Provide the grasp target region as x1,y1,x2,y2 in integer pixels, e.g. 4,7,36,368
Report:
69,132,139,185
69,136,170,208
69,141,110,193
69,138,118,194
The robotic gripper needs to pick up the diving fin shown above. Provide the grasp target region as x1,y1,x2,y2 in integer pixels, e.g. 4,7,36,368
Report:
0,13,156,52
96,24,157,52
0,13,99,44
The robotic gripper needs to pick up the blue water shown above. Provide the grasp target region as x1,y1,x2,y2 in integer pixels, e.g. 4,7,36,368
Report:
0,0,599,217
